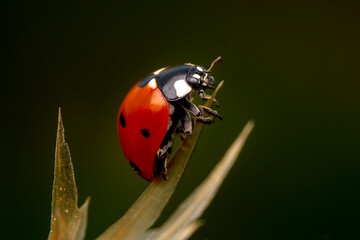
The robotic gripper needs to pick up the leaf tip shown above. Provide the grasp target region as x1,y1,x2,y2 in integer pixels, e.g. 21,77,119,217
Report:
244,120,255,136
58,107,62,122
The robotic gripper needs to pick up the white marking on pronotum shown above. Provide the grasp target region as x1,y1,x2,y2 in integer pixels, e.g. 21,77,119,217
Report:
192,73,201,79
148,78,157,89
153,67,166,75
174,79,192,98
196,66,203,72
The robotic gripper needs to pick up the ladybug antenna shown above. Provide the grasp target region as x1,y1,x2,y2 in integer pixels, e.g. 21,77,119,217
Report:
207,56,223,72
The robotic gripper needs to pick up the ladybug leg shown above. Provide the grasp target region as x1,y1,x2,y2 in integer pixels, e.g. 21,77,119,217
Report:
159,155,168,180
196,105,222,124
162,171,168,180
180,107,193,135
154,153,168,180
174,107,193,141
196,116,214,124
181,99,222,125
198,89,219,106
157,137,173,157
158,111,179,157
199,105,223,120
182,99,201,117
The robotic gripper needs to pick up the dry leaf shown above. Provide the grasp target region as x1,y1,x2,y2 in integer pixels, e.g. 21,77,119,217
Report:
48,108,90,240
146,120,254,240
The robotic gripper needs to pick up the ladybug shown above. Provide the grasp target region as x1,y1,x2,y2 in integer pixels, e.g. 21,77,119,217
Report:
117,57,223,181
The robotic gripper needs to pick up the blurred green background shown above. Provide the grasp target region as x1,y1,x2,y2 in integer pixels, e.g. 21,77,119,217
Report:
2,0,360,239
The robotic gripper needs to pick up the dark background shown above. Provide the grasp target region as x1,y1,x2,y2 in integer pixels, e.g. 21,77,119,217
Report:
2,1,360,239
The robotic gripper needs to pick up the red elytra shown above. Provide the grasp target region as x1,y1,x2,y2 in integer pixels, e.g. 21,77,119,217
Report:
117,81,169,181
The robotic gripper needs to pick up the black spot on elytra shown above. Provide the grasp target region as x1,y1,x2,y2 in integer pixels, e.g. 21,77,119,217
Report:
141,129,150,138
129,161,142,173
119,112,126,127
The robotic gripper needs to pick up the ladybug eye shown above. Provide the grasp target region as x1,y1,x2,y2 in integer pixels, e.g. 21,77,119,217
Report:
119,112,126,127
141,129,150,138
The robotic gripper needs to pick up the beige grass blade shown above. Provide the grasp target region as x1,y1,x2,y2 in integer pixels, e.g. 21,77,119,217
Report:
97,81,224,240
148,120,254,240
138,220,203,240
48,108,90,240
165,220,204,240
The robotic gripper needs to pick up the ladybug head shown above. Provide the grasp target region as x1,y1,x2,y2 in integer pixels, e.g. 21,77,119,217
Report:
187,56,222,90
